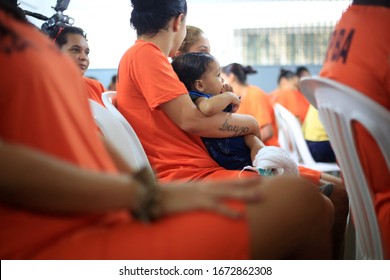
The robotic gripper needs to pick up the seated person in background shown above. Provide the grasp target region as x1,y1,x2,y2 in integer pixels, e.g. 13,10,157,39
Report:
172,52,298,176
296,65,311,81
269,68,310,124
176,25,210,55
297,67,336,163
108,74,117,91
302,105,336,163
319,0,390,258
48,25,106,106
0,0,337,260
221,63,279,147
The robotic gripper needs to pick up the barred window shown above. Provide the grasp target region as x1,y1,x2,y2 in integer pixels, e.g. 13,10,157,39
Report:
235,25,334,66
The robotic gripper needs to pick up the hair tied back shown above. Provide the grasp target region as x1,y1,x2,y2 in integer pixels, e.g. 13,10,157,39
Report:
132,0,155,11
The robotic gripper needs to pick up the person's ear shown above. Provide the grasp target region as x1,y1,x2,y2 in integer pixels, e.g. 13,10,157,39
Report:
194,80,205,92
172,13,184,32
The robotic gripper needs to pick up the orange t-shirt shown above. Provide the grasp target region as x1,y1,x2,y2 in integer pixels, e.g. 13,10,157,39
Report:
117,40,257,182
237,85,279,146
320,4,390,258
0,10,121,259
83,76,106,106
269,88,310,124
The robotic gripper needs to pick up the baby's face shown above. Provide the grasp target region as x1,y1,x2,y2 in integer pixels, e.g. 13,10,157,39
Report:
201,60,224,95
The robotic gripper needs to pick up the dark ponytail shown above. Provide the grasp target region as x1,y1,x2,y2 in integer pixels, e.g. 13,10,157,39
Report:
277,68,297,84
222,63,257,85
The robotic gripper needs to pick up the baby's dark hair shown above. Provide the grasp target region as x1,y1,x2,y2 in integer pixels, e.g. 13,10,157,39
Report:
172,52,216,91
221,63,257,85
48,25,86,47
130,0,187,37
277,68,297,84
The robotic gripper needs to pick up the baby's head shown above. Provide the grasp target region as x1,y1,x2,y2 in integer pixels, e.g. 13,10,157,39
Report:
172,52,224,95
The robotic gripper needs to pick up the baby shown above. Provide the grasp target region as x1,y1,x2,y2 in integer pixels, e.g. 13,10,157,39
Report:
172,52,298,176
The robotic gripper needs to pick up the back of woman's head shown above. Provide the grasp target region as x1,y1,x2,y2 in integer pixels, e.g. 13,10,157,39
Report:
171,52,215,91
178,25,204,53
48,25,86,48
222,63,257,85
0,0,27,21
296,66,310,78
130,0,187,36
277,68,297,84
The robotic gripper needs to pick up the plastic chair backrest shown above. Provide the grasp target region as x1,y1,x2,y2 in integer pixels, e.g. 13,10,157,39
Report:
300,76,389,259
274,106,300,163
89,99,152,172
101,91,153,172
273,103,340,173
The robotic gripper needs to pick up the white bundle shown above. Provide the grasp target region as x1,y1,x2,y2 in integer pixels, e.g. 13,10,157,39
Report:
242,146,299,176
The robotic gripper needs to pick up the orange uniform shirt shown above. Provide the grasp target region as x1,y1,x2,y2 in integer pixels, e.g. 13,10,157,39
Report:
269,88,310,124
236,85,279,146
83,76,106,106
320,4,390,258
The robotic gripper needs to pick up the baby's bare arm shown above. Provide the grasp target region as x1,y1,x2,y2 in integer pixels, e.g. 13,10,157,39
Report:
196,92,240,116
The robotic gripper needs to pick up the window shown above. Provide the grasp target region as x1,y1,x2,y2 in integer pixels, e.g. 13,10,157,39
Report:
235,25,334,65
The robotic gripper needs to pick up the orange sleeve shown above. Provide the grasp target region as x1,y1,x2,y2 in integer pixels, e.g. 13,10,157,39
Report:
298,166,321,185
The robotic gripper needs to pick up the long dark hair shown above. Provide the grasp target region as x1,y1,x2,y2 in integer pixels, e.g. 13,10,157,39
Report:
130,0,187,36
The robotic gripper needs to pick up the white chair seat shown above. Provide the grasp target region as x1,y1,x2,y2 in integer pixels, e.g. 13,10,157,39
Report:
273,103,340,173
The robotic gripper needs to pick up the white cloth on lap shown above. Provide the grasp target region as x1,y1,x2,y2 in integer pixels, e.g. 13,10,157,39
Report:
242,146,299,176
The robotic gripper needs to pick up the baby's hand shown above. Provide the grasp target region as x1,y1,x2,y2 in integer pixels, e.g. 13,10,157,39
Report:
221,83,234,93
226,92,240,112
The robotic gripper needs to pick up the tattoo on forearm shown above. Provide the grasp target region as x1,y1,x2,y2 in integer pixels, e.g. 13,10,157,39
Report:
219,119,249,136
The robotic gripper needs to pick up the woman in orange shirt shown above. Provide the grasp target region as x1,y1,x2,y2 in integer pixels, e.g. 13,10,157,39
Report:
48,25,106,106
269,68,310,124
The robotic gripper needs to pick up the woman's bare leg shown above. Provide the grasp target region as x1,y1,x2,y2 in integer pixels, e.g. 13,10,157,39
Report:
246,176,334,259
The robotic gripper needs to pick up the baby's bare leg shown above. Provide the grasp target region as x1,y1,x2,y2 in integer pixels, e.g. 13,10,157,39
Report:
243,134,265,164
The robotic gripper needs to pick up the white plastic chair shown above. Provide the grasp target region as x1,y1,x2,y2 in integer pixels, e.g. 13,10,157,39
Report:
89,99,153,172
100,91,153,172
273,103,340,173
300,76,390,259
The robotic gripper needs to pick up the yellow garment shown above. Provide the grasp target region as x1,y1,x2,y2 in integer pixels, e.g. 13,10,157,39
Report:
302,105,329,141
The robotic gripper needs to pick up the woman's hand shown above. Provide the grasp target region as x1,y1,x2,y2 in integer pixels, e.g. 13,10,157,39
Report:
158,178,263,219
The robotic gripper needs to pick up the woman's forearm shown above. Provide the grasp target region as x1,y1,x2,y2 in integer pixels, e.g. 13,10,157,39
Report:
161,95,261,139
0,143,138,214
